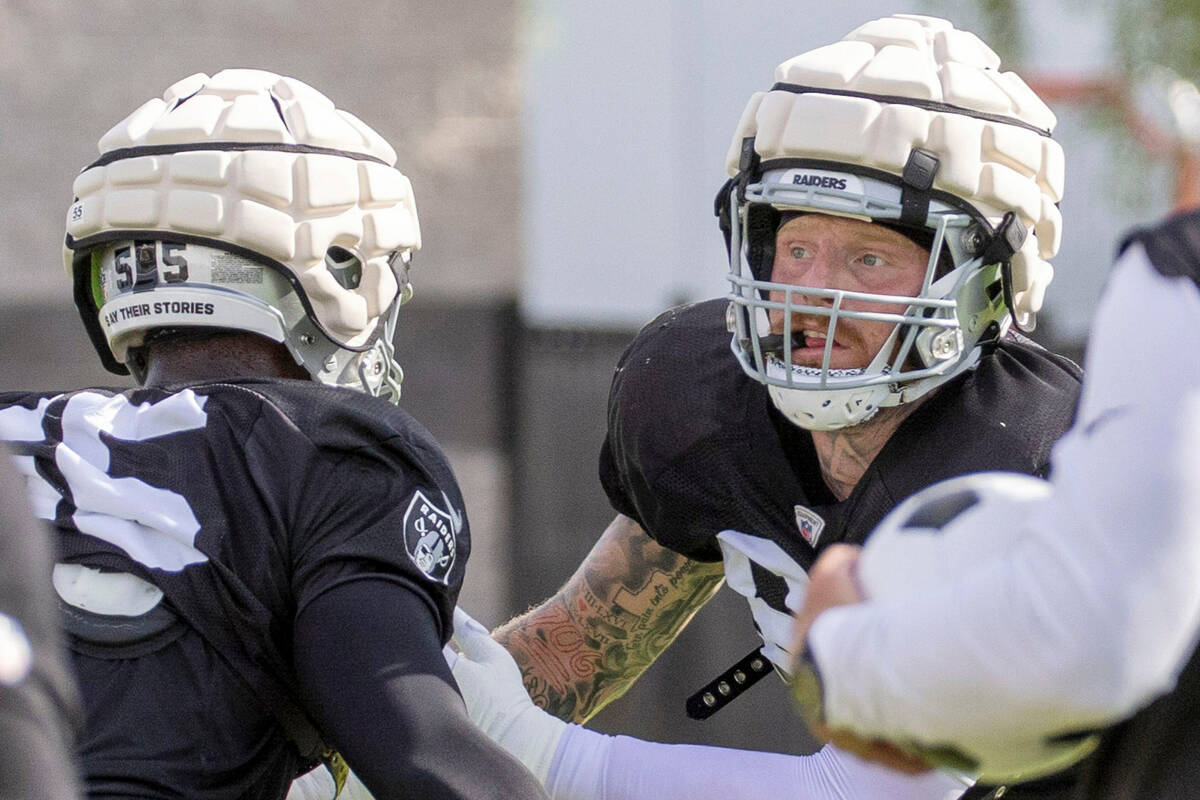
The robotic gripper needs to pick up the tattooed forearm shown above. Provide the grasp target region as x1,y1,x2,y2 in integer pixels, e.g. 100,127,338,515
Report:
493,514,724,723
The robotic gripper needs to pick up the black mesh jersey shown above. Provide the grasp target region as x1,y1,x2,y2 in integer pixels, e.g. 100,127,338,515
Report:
0,378,468,796
599,298,1081,671
1121,205,1200,289
1074,629,1200,800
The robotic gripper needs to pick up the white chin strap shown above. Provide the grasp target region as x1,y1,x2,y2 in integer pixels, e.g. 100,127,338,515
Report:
764,343,982,431
768,379,889,430
762,345,900,431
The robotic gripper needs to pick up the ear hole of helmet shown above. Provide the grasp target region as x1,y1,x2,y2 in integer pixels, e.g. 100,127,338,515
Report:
324,245,363,290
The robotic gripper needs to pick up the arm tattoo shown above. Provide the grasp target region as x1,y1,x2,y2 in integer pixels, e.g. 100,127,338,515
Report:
494,516,724,722
817,431,875,501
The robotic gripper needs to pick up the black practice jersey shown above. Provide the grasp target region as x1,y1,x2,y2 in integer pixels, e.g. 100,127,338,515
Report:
599,298,1081,673
0,378,468,797
1074,621,1200,800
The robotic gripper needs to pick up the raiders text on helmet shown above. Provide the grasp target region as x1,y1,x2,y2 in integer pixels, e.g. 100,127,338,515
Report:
718,14,1064,430
64,68,421,401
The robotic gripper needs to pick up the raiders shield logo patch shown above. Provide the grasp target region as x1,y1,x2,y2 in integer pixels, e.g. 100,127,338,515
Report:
403,489,460,584
794,505,825,548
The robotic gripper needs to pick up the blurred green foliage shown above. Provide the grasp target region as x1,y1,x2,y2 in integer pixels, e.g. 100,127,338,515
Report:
975,0,1025,68
968,1,1200,214
970,0,1200,83
1107,0,1200,82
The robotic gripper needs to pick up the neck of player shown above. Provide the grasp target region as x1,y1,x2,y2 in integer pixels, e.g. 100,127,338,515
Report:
141,332,310,387
810,394,933,501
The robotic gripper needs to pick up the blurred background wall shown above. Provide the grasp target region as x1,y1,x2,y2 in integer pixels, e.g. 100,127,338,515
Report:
1,0,1194,755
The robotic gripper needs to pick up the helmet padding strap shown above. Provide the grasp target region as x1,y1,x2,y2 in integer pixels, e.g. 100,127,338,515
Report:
899,148,940,228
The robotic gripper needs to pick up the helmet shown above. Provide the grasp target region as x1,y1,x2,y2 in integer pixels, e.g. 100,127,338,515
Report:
65,68,421,401
856,472,1100,782
717,15,1064,430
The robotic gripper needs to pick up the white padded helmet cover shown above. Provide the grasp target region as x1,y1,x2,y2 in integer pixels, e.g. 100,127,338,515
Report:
65,68,420,348
725,14,1063,327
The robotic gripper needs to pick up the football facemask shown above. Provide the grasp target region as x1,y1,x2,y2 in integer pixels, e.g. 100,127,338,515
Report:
724,167,1016,430
717,14,1064,430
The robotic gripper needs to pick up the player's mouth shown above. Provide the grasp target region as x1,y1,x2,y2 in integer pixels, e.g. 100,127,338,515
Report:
796,329,840,351
764,328,851,365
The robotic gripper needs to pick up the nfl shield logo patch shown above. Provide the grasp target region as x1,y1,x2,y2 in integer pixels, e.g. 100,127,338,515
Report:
403,489,460,584
794,505,825,548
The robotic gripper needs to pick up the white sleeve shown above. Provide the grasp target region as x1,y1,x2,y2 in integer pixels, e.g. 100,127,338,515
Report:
546,726,968,800
808,245,1200,745
287,767,375,800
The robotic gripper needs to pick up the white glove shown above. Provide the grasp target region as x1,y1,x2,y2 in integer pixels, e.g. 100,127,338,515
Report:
448,606,568,784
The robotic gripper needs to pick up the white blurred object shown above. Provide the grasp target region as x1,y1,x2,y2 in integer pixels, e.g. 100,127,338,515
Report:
1167,76,1200,146
0,613,32,686
287,765,376,800
851,471,1101,782
857,471,1051,600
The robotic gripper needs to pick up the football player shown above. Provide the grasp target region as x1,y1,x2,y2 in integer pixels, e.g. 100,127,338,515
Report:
451,13,1082,800
0,450,83,800
791,208,1200,800
0,69,547,800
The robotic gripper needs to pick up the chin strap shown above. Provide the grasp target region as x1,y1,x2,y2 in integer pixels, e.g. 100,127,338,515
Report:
685,646,775,719
360,287,408,404
982,212,1034,333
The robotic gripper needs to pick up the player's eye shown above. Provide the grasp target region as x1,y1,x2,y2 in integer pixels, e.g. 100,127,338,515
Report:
790,246,808,259
860,253,886,267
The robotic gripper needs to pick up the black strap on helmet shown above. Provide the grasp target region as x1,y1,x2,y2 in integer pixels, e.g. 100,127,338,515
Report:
981,211,1034,332
714,177,736,249
714,137,763,250
737,136,760,178
715,137,783,280
899,148,940,227
981,211,1028,266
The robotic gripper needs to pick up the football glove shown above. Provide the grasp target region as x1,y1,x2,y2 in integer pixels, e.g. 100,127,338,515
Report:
447,607,568,784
